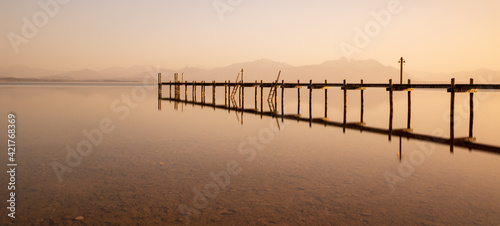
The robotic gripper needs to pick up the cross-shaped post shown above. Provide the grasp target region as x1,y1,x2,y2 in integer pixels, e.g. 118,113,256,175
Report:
398,57,405,84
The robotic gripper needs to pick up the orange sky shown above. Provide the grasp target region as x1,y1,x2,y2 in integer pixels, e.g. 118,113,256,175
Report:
1,0,499,73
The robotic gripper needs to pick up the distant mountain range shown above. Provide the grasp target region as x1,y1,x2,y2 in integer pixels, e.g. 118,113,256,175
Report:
1,58,498,84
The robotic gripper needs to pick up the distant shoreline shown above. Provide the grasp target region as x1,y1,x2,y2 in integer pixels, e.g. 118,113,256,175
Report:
0,77,156,85
0,83,155,86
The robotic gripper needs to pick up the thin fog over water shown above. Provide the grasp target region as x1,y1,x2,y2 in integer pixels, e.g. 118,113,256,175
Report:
1,85,499,225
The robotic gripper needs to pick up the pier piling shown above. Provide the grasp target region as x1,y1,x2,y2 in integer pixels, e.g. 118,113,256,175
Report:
281,80,285,117
309,80,313,122
241,69,244,109
213,81,216,108
228,81,231,109
343,79,347,130
450,78,455,152
260,80,263,114
184,81,188,102
174,73,179,100
470,78,474,138
389,79,393,140
158,73,162,99
407,79,411,129
274,81,278,111
361,79,364,123
255,80,258,110
325,80,328,118
297,80,301,116
202,81,206,104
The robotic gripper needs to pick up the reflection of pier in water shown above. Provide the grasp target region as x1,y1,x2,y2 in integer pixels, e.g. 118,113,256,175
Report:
157,72,500,155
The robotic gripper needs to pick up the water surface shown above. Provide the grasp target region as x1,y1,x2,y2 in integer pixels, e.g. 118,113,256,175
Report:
1,84,500,225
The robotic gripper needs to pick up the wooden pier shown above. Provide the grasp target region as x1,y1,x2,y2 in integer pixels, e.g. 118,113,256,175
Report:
157,71,500,154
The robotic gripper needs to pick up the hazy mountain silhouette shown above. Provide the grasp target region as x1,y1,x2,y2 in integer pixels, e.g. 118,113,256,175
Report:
44,69,103,80
1,59,498,83
293,58,399,83
0,65,63,79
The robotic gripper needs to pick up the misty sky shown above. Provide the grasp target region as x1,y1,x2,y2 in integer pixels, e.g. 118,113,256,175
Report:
1,0,498,73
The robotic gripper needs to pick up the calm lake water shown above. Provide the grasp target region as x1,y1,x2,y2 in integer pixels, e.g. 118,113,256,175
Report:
1,84,500,225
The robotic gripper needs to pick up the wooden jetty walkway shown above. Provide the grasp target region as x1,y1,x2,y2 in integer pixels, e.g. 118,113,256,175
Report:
156,70,500,155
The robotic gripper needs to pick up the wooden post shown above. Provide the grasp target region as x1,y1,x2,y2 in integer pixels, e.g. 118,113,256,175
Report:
255,80,258,110
241,69,244,110
297,80,301,116
174,73,179,100
281,80,284,117
389,79,393,141
202,81,206,104
236,84,239,109
274,81,278,111
169,81,172,99
184,81,188,102
450,78,455,152
324,80,328,118
260,80,263,114
191,82,195,106
174,73,177,98
238,84,241,107
212,81,216,106
399,57,405,84
158,73,162,99
309,80,313,121
178,81,181,101
469,78,474,138
238,79,242,107
242,85,245,110
407,79,411,129
177,79,181,100
227,80,232,109
343,79,347,126
361,79,364,123
224,81,227,107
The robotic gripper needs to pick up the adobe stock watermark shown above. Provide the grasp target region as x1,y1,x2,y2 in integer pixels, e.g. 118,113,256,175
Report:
51,65,160,182
384,129,442,192
339,0,412,59
385,74,494,192
178,118,289,224
213,0,244,21
7,0,72,53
